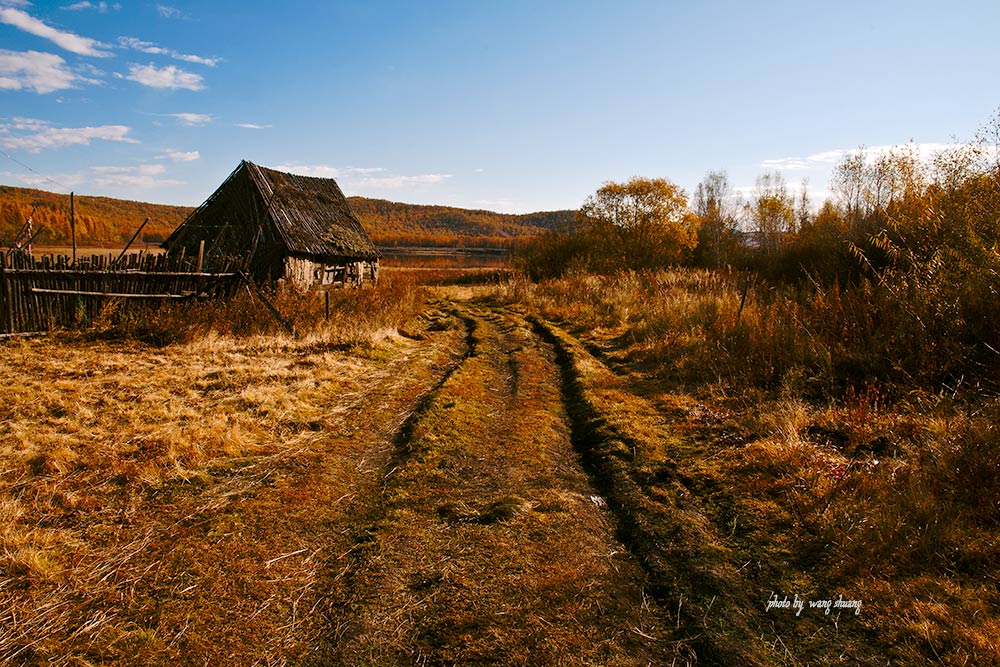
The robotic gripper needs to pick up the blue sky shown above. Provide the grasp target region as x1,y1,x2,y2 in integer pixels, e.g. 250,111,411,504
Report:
1,0,999,213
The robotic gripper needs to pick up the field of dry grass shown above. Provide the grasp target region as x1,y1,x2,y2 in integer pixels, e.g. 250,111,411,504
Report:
489,270,1000,665
0,270,686,665
0,273,452,664
3,266,997,665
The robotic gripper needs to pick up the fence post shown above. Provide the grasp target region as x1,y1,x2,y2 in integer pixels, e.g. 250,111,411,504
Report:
70,192,76,266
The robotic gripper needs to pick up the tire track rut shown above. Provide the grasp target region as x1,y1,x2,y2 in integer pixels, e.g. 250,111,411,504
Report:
529,313,768,666
308,306,675,666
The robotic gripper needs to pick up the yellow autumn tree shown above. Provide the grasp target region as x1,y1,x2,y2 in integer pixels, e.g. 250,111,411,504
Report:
579,176,698,271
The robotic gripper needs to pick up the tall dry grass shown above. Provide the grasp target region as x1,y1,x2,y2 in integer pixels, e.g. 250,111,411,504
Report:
0,269,438,663
491,269,1000,664
495,267,999,398
85,270,427,347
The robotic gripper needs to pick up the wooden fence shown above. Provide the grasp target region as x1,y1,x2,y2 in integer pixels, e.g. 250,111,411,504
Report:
0,251,242,335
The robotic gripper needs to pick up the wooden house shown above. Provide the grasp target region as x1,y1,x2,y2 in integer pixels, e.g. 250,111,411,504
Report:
163,160,379,288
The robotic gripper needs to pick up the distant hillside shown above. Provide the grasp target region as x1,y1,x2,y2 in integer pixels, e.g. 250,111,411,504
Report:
348,197,575,248
0,184,575,249
0,185,193,247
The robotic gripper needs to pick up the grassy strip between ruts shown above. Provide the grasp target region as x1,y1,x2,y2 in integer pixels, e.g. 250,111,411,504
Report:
313,306,674,666
526,312,771,666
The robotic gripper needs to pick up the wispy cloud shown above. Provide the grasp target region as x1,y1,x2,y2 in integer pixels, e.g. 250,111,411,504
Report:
472,198,521,213
273,163,452,191
124,63,204,90
161,149,199,162
274,164,386,179
155,4,185,19
2,163,181,190
0,169,86,189
759,143,995,172
4,117,52,131
360,173,452,188
0,7,111,57
0,49,92,93
163,112,212,126
90,163,181,188
0,117,137,152
118,36,220,67
236,122,272,129
62,2,121,12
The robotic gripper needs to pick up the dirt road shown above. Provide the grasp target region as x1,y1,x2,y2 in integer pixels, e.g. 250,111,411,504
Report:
3,299,745,665
305,305,672,665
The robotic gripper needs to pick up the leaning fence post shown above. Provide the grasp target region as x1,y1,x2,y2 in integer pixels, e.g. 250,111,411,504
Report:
239,271,296,337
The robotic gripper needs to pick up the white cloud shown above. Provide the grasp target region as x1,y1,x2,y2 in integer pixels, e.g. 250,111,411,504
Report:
117,36,220,67
118,36,167,55
0,50,84,92
273,163,451,191
125,63,203,90
236,122,272,129
0,8,111,57
472,198,522,213
802,150,848,164
164,112,211,126
759,157,812,171
2,163,181,191
90,163,181,188
5,116,52,131
155,4,184,19
75,61,104,78
162,149,199,162
0,49,101,93
62,2,121,12
359,173,452,188
274,164,386,179
174,53,218,66
0,169,85,189
758,143,999,172
0,118,137,152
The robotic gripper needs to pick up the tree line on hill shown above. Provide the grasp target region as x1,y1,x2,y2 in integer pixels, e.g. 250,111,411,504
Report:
0,186,574,250
0,186,190,247
347,197,573,248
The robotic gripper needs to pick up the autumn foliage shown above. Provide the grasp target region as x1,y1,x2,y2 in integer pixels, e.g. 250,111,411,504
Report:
513,176,698,279
0,185,572,249
348,196,573,248
0,186,190,246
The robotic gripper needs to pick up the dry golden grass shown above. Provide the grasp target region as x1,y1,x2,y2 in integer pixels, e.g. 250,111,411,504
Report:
0,274,466,664
489,269,1000,665
6,263,997,665
313,308,678,666
2,271,689,665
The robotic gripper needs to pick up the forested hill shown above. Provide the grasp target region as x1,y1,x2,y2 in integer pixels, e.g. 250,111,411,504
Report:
347,197,574,247
0,185,193,247
0,185,574,248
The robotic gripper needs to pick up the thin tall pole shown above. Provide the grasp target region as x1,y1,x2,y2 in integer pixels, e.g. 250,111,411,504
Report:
70,191,76,265
114,217,150,267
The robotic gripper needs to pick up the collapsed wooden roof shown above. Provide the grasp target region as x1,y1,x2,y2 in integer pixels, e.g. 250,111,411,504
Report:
164,160,379,264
